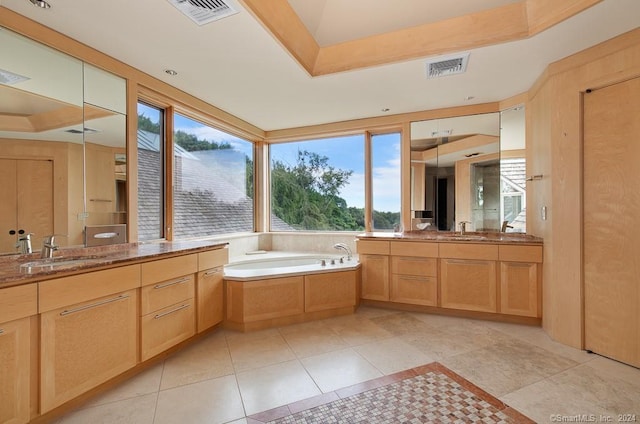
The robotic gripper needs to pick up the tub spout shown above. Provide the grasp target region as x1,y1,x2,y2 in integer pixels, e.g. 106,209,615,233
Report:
333,243,352,261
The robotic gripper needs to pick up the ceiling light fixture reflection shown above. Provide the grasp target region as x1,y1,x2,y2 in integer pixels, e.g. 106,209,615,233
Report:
28,0,51,9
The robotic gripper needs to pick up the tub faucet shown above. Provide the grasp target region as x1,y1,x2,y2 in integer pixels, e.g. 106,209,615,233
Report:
333,243,352,261
41,235,59,259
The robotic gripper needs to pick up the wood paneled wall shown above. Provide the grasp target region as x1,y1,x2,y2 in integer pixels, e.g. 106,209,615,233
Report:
527,27,640,348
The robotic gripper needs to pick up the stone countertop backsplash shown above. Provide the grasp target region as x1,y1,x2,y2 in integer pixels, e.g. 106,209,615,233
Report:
0,240,228,288
357,231,543,244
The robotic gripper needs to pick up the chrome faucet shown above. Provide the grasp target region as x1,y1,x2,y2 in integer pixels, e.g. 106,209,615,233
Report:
501,220,514,232
16,233,33,254
41,235,59,259
458,221,471,235
333,243,352,261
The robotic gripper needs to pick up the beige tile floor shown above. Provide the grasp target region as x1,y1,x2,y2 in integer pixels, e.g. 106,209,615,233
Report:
54,307,640,424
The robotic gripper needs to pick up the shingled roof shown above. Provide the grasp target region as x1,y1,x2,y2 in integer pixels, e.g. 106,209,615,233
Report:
137,129,292,241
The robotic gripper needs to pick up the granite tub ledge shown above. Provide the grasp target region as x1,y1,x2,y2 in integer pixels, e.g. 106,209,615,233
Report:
357,231,543,244
0,239,228,288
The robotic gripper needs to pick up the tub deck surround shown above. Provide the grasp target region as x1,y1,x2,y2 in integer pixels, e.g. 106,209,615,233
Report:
357,231,543,244
0,240,229,288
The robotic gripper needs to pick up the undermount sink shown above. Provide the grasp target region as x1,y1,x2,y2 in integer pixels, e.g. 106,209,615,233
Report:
20,256,106,271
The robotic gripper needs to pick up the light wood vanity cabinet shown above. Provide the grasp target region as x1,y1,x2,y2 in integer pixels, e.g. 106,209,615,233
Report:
389,241,438,306
357,240,390,301
498,245,542,318
140,254,197,361
0,284,37,424
39,265,140,413
196,249,228,333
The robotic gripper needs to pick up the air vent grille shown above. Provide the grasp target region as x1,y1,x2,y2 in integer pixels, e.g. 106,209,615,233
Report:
168,0,239,25
0,68,30,85
426,53,470,79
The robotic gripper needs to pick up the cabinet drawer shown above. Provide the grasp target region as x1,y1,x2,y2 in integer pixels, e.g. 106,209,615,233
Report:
141,274,195,315
198,248,228,271
499,245,543,263
356,240,390,255
141,299,195,361
141,254,198,286
391,256,437,276
390,275,437,306
39,265,141,313
439,243,498,260
390,241,438,258
0,284,37,323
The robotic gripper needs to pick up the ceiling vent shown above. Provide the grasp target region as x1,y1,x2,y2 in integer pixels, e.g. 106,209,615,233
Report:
0,68,30,85
426,52,470,79
168,0,239,25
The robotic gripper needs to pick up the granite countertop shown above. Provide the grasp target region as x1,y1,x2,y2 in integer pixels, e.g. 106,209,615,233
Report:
0,240,228,288
357,231,543,244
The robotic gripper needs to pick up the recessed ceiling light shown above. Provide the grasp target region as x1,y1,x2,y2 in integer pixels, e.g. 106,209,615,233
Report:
164,69,178,76
464,96,475,101
28,0,51,9
381,108,390,112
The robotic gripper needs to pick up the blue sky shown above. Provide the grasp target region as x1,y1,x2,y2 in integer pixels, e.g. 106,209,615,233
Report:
139,103,401,212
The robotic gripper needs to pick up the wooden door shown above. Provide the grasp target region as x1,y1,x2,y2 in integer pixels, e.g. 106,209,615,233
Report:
0,317,31,424
499,261,539,317
197,267,224,332
584,77,640,367
0,159,18,253
0,159,53,253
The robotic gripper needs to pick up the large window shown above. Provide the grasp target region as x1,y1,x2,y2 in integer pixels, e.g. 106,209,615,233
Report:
137,102,165,241
270,135,365,231
172,113,254,237
371,133,401,231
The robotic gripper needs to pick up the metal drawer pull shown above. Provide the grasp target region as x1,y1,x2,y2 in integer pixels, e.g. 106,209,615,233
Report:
446,259,490,265
154,304,190,319
204,268,222,277
60,294,129,316
154,276,191,289
398,275,431,281
504,262,533,267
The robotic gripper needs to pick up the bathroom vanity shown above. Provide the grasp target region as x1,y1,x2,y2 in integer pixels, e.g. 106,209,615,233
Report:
356,231,543,323
0,241,228,423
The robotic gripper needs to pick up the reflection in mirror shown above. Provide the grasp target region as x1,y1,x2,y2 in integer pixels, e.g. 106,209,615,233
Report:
83,63,127,239
0,27,84,254
499,105,526,232
410,113,500,232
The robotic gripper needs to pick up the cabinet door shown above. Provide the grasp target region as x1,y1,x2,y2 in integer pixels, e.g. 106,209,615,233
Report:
197,267,224,333
440,258,497,312
0,317,31,424
305,270,356,312
500,262,540,317
360,254,389,301
390,275,437,306
40,289,138,412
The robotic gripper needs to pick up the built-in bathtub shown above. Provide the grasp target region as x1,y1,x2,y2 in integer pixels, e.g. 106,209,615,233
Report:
223,251,361,331
223,251,359,281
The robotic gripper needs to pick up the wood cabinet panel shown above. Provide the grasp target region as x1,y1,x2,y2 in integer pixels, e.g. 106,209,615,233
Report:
500,262,540,317
197,267,224,333
198,248,228,271
440,258,497,313
141,299,195,361
0,316,31,424
499,245,543,263
360,254,389,301
390,275,437,306
439,243,498,260
304,270,357,312
390,241,438,257
356,240,390,255
226,276,304,323
140,274,195,315
39,264,140,313
140,254,197,285
0,284,37,323
391,256,437,277
40,289,138,412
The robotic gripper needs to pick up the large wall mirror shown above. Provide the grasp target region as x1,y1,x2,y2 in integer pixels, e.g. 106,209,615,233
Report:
410,113,501,232
0,27,126,255
410,108,526,233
